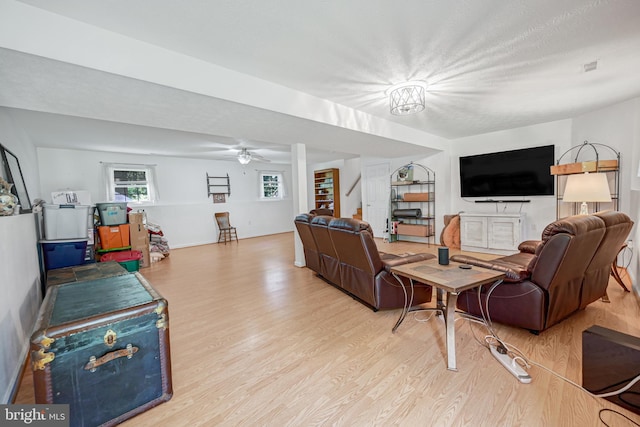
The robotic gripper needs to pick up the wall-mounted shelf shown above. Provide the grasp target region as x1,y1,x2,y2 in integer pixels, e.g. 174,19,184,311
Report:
207,173,231,197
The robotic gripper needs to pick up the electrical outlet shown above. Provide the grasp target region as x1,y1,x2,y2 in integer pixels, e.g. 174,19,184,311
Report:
627,240,633,250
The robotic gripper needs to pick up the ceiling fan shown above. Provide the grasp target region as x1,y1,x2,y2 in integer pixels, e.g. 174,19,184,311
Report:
236,147,270,164
195,138,276,163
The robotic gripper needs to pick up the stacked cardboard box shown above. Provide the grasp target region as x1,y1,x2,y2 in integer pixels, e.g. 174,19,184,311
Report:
396,223,433,237
129,212,151,268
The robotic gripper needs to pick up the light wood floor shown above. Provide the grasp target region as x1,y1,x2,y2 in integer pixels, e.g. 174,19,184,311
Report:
14,233,640,426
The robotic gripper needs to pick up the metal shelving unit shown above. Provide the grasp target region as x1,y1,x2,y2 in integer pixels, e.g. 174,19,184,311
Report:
388,162,435,245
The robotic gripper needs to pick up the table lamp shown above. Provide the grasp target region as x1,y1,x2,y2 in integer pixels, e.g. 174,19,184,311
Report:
562,172,612,215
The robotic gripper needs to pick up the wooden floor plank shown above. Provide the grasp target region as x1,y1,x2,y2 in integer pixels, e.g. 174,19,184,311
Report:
13,233,640,426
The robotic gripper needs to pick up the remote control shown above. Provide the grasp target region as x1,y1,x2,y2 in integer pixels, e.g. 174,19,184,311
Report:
489,344,532,384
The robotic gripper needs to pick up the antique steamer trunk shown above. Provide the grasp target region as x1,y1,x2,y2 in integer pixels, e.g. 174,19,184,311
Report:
30,272,172,426
45,261,129,288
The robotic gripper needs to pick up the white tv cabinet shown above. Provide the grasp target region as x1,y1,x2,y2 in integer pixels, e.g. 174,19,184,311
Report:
459,213,525,255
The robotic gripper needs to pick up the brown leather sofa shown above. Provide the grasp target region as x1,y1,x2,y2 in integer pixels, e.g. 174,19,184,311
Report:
310,215,342,286
294,213,321,274
294,214,435,310
450,211,633,333
581,211,634,308
309,208,334,216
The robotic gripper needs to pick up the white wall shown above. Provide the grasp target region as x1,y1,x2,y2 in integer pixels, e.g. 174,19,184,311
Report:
449,119,573,240
0,108,41,202
631,190,640,293
444,99,639,290
632,98,640,193
571,98,638,214
633,98,640,293
387,151,451,242
307,158,362,220
351,100,639,250
357,150,450,242
571,98,640,290
37,148,295,248
340,158,362,219
0,214,40,403
408,151,452,241
0,108,41,403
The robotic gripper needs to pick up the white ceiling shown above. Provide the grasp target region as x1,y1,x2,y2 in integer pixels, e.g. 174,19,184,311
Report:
2,0,640,163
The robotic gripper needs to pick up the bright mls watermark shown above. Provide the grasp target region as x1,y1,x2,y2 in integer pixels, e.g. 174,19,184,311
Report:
1,405,69,426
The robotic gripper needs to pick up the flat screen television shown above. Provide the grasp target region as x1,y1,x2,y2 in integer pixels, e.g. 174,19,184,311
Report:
459,145,555,198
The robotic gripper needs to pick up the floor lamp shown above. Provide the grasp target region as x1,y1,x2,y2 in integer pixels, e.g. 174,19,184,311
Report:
562,172,612,215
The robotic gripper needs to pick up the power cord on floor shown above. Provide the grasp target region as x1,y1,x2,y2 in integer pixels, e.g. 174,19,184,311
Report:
616,245,634,284
460,316,640,426
599,408,640,427
406,279,640,425
412,310,436,323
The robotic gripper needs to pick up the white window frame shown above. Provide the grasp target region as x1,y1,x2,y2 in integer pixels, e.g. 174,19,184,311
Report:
102,163,158,204
259,171,285,200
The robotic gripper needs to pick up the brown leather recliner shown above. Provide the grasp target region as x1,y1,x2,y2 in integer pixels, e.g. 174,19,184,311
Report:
310,215,342,286
294,209,342,274
581,210,634,308
451,212,632,333
328,218,435,310
294,213,321,274
298,215,435,310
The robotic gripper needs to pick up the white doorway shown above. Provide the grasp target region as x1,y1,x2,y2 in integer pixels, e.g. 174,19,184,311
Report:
364,162,390,237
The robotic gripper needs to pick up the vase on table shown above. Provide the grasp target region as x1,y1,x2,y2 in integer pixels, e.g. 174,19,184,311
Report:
0,177,18,216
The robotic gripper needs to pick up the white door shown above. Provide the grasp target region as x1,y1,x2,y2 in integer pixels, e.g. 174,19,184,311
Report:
364,163,390,237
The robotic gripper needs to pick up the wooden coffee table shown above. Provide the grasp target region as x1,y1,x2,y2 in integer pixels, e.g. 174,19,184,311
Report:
390,258,505,371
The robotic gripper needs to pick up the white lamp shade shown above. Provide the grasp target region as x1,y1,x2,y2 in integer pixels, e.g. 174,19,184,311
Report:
563,173,612,203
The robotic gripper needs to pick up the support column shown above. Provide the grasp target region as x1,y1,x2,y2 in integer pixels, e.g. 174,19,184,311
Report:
291,143,308,267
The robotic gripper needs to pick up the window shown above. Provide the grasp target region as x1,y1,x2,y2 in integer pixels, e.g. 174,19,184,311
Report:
260,172,284,199
103,163,158,203
113,169,149,202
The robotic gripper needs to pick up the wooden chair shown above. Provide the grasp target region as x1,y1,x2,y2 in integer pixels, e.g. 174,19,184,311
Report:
214,212,238,244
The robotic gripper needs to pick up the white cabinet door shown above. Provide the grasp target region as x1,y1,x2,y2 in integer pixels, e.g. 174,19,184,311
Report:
460,216,488,249
488,217,521,250
460,213,525,255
